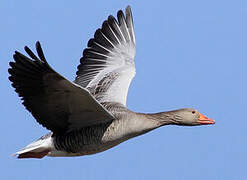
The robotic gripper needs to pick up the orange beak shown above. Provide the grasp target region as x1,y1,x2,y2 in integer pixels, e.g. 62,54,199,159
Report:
198,113,215,125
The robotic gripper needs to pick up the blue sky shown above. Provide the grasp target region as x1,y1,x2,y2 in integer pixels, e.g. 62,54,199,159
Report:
1,0,246,179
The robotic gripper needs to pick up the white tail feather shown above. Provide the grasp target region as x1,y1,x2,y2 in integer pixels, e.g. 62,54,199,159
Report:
13,136,53,158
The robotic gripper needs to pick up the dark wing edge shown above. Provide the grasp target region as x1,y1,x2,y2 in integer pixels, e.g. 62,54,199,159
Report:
8,42,115,134
9,41,62,132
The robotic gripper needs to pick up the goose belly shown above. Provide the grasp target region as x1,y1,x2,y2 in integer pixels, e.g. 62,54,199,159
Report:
48,141,122,157
49,122,128,157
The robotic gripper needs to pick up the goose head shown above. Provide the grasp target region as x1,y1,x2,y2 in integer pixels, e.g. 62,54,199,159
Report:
163,108,215,126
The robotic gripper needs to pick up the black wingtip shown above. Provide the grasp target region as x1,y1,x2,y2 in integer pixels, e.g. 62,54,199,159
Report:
14,51,20,55
35,41,47,63
24,46,30,54
8,76,14,82
108,15,119,26
117,9,125,19
87,38,94,47
9,61,15,67
36,41,41,46
13,51,21,61
25,45,39,61
102,20,109,28
108,15,115,21
8,68,14,75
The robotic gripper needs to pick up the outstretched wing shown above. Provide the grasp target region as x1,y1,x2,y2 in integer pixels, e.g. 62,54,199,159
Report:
8,42,114,134
75,6,136,106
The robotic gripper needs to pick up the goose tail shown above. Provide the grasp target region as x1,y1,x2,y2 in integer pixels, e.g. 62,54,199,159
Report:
13,133,53,159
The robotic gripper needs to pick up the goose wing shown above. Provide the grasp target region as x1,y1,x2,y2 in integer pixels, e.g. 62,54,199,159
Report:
75,6,136,106
8,42,115,134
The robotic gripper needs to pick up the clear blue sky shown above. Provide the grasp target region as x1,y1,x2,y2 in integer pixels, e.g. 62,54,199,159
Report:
1,0,246,179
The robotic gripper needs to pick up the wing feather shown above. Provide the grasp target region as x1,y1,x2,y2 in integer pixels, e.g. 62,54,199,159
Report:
75,6,136,105
9,42,115,134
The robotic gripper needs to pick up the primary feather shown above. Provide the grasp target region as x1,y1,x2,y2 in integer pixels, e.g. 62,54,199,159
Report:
75,6,136,106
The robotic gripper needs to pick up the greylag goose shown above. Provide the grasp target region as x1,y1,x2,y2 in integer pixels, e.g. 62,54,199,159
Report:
8,6,215,159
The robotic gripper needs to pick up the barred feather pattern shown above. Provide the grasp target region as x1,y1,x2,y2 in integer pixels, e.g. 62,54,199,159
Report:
53,102,129,154
54,122,111,153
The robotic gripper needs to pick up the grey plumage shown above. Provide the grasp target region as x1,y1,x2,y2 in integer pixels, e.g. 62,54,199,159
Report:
9,42,115,134
9,6,214,159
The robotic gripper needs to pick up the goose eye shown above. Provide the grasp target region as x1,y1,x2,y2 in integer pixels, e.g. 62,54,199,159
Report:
192,111,196,114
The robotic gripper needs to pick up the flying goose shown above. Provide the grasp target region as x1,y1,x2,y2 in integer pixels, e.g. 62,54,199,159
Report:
8,6,215,158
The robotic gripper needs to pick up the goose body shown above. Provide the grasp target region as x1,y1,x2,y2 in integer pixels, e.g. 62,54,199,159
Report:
9,6,215,158
50,103,160,157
